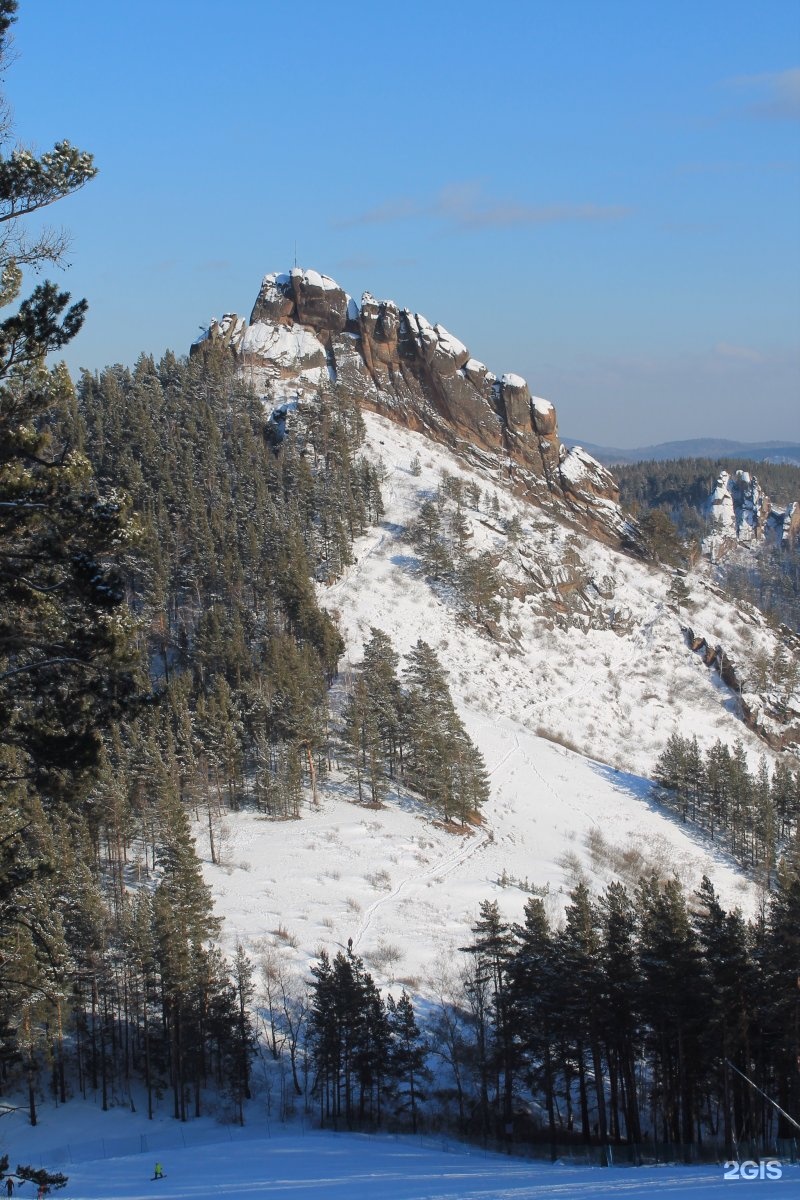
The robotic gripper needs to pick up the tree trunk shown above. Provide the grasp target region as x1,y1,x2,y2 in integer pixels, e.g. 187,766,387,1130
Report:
305,743,318,806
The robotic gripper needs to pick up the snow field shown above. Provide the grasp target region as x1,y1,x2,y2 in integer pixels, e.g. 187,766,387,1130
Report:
12,1128,800,1198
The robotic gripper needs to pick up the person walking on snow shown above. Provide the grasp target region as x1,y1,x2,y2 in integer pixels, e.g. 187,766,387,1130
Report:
6,1177,13,1197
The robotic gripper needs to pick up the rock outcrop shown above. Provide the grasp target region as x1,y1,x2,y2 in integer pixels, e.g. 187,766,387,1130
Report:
685,625,800,752
705,469,800,560
193,268,639,550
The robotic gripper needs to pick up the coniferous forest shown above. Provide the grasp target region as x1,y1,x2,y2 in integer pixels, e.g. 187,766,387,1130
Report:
614,458,800,632
450,869,800,1158
1,0,799,1179
0,0,488,1132
652,734,800,880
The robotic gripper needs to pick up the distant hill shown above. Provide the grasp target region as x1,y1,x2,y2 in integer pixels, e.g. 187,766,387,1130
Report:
562,437,800,467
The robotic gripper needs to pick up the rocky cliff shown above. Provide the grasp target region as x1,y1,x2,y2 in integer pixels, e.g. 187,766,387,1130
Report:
193,268,638,550
705,468,800,560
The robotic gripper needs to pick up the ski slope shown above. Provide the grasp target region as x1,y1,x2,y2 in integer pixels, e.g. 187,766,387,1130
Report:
14,1130,800,1199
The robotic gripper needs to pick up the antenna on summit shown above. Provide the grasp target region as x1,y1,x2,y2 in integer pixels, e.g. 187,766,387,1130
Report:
293,241,297,269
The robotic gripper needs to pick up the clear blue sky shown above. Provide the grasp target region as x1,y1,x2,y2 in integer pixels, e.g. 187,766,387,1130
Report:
6,0,800,446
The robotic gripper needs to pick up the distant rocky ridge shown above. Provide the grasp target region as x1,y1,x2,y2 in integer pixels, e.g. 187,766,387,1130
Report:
193,268,638,551
705,469,799,558
563,436,800,467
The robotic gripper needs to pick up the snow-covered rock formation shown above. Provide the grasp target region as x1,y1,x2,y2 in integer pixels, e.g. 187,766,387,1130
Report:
705,468,799,559
193,268,638,551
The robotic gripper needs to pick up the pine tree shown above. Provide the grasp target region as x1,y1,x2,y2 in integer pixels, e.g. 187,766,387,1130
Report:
653,733,692,818
387,990,429,1132
230,943,255,1124
556,883,608,1143
636,874,705,1147
772,760,799,841
458,551,502,623
152,789,221,1120
597,881,642,1145
1,1154,68,1194
761,854,800,1139
692,876,754,1154
361,628,403,778
342,675,386,806
509,897,559,1150
412,499,451,579
403,641,488,824
462,901,515,1135
0,2,137,801
308,946,390,1128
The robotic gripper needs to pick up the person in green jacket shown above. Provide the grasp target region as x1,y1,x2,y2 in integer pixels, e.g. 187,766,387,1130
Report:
154,1163,164,1180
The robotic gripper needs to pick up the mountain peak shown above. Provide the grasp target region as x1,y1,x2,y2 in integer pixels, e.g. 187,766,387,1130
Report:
194,269,638,551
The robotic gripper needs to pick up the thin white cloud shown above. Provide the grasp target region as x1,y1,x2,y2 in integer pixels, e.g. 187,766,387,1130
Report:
729,67,800,120
334,182,631,231
714,341,764,364
333,198,421,229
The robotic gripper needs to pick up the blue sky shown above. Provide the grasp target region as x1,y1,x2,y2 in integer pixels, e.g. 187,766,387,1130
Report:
6,0,800,446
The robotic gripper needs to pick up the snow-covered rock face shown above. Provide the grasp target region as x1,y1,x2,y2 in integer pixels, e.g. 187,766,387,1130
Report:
705,469,800,559
193,268,634,550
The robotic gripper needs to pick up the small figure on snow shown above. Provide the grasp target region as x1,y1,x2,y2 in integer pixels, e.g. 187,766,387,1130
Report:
154,1162,164,1180
6,1178,14,1197
37,1187,46,1200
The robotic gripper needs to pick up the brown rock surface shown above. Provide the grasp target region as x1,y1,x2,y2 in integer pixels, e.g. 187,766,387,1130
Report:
250,272,295,325
194,268,638,550
290,268,348,332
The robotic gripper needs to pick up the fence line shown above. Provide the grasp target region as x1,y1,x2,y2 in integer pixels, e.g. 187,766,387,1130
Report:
406,1131,800,1169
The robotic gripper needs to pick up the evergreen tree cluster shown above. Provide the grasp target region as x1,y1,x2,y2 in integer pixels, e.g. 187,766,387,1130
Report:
0,352,387,1117
0,0,196,1141
2,341,383,1123
1,0,384,1127
65,353,384,819
614,458,800,630
455,865,800,1156
615,457,800,516
1,720,257,1128
410,470,504,626
308,945,428,1131
722,550,800,637
653,734,799,878
342,630,490,824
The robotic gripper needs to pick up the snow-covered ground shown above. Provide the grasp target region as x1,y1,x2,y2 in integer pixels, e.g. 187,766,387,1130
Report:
195,410,775,989
4,413,795,1196
336,413,787,779
9,1125,798,1199
203,720,753,990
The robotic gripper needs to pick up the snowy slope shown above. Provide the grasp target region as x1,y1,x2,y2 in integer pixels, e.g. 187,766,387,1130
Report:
338,415,789,779
194,410,787,989
16,1132,800,1199
12,1126,799,1199
6,399,796,1188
